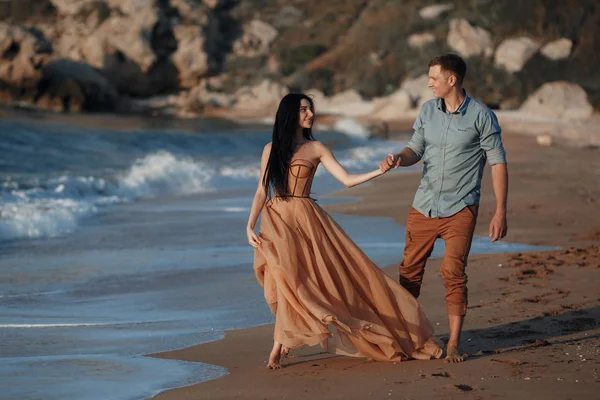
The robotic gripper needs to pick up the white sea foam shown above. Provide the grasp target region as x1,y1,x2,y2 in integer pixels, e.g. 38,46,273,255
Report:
222,207,248,213
333,118,371,139
116,151,214,198
0,198,98,241
220,165,260,180
0,152,215,241
0,135,404,242
337,142,396,169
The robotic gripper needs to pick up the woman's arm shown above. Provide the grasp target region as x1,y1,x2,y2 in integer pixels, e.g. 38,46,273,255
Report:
317,142,393,188
246,143,271,247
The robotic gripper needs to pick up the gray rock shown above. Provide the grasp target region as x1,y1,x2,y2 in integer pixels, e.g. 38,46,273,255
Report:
494,37,540,73
172,25,217,88
400,74,429,107
50,0,98,15
106,0,154,15
233,79,288,113
520,81,593,121
447,19,493,58
232,20,278,57
540,38,572,61
371,90,412,121
0,23,52,87
419,4,454,20
38,58,122,112
408,32,435,49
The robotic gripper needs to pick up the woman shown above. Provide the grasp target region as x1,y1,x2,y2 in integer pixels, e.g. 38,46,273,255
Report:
247,93,442,369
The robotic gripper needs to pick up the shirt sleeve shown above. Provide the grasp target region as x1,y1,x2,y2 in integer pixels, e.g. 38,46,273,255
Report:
407,106,426,159
477,108,507,165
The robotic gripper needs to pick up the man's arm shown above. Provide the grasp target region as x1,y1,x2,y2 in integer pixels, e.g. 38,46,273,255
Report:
477,108,508,242
489,163,508,242
379,145,422,170
381,107,426,169
396,147,421,166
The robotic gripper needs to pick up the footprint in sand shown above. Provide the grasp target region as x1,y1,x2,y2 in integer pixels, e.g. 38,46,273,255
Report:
453,384,474,392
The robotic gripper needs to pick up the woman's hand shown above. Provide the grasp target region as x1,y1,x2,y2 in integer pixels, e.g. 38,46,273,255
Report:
247,226,261,248
379,153,396,174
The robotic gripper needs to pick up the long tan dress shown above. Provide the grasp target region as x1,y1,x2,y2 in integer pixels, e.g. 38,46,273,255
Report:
254,159,442,362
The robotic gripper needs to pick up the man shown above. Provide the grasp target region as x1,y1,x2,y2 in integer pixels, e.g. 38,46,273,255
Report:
381,54,508,363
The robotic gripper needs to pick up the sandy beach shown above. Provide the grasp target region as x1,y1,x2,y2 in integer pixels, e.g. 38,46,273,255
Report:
150,129,600,400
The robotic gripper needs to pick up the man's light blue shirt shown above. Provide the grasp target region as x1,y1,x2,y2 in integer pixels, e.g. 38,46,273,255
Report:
407,92,507,218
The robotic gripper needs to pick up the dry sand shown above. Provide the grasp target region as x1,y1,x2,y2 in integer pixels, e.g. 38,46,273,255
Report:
151,130,600,400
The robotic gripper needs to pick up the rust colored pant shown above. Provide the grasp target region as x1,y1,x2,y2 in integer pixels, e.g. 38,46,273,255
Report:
399,205,478,316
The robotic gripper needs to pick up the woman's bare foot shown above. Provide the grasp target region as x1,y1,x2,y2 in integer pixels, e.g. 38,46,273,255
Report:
444,343,465,363
266,340,283,369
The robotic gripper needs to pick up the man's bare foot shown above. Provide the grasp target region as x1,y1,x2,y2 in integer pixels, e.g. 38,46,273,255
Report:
266,341,283,369
444,343,465,363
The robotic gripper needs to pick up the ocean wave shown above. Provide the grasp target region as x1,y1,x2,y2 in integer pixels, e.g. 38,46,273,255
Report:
116,151,214,198
0,198,98,241
0,135,404,242
0,152,214,242
337,141,396,170
219,165,260,180
333,118,371,140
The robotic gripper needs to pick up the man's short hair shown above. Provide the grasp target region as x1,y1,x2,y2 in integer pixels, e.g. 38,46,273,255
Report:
429,54,467,85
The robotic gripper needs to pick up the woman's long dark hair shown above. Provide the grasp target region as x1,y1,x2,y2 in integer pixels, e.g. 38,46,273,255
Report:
263,93,315,196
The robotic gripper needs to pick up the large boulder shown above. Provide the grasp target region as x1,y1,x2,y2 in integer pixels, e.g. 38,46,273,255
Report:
36,58,123,112
320,89,375,117
447,19,493,58
51,12,105,62
47,0,219,97
400,74,429,107
232,20,278,57
233,80,288,114
494,37,540,73
0,23,52,88
169,3,220,88
183,81,234,113
371,89,412,121
408,32,435,49
171,0,214,24
50,0,97,15
87,6,159,73
72,2,177,97
520,81,593,121
417,87,435,108
329,89,363,105
172,25,216,88
419,4,454,20
106,0,154,15
304,88,329,111
540,38,572,61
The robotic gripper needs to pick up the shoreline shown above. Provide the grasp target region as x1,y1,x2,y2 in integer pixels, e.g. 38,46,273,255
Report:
149,129,600,399
3,104,599,148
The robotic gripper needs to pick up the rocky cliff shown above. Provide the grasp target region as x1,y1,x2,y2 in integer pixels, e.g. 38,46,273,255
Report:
0,0,598,121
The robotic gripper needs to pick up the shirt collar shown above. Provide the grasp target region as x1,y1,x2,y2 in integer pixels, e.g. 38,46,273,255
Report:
436,90,471,115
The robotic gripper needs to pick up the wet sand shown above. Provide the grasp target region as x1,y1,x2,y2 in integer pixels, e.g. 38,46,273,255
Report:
150,130,600,399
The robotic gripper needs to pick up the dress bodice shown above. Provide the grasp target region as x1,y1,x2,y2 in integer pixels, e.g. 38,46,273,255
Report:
285,159,316,197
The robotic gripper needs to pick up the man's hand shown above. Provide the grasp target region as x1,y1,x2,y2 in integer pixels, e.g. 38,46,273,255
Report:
489,212,507,242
